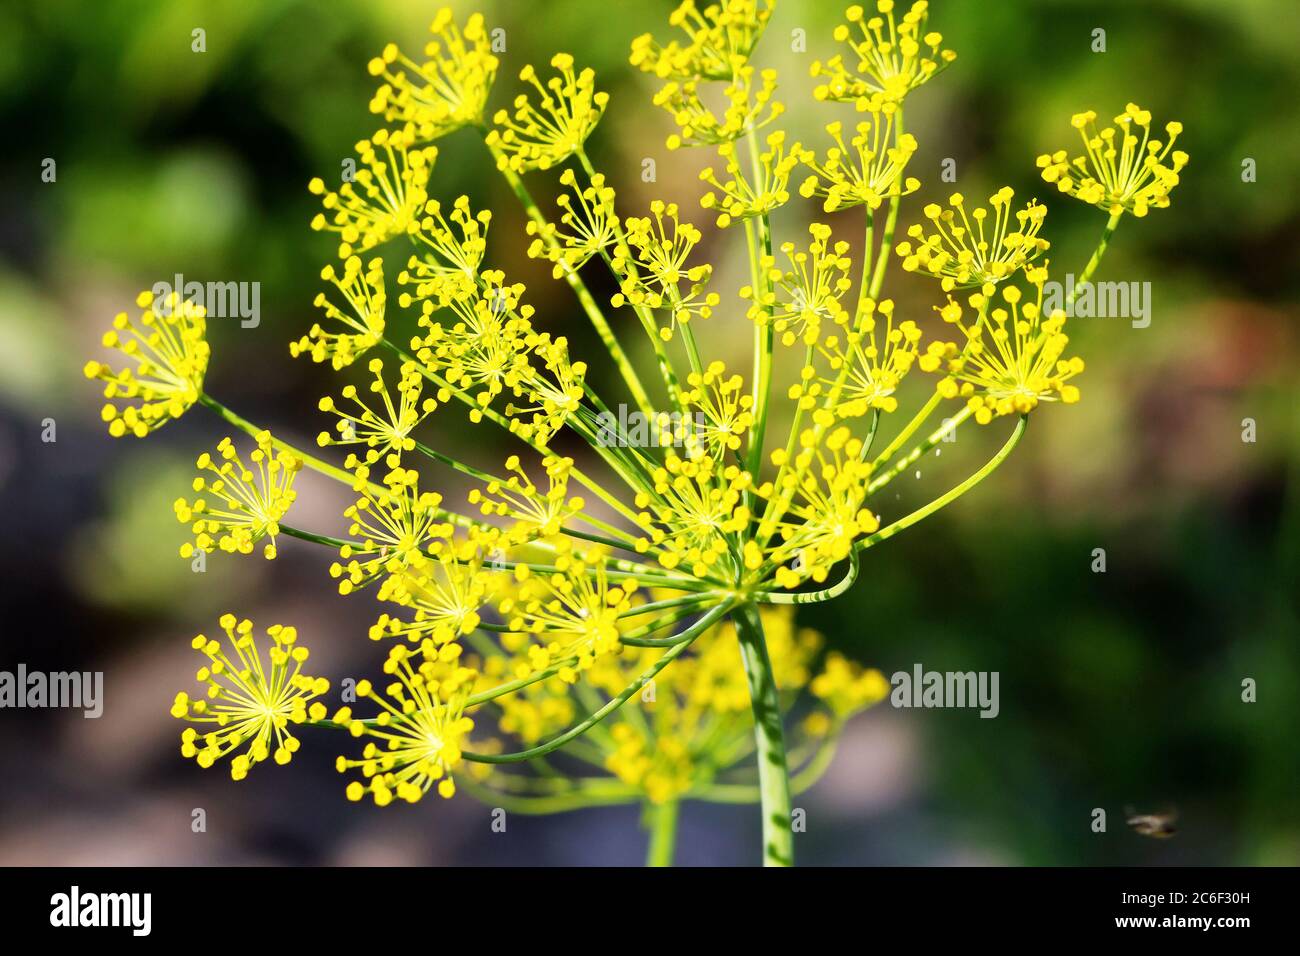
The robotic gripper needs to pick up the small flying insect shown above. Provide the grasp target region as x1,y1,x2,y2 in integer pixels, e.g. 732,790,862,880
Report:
1125,806,1178,838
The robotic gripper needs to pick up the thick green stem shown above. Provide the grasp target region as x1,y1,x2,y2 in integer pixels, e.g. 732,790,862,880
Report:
645,799,680,867
732,602,793,867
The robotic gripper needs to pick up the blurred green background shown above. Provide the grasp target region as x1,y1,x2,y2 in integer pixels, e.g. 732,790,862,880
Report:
0,0,1296,865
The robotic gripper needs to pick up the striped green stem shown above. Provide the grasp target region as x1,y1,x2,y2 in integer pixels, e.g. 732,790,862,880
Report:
732,601,793,867
753,550,859,605
645,799,680,867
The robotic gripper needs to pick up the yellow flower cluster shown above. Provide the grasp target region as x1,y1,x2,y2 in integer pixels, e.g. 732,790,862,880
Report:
612,200,720,341
174,432,302,560
801,108,919,212
582,607,886,804
1038,104,1187,217
172,615,329,780
78,1,1187,862
368,10,498,140
811,1,955,103
895,188,1049,291
630,0,775,81
656,65,783,150
763,223,854,346
308,127,436,259
526,168,618,277
486,55,609,173
336,643,476,804
332,467,452,595
292,257,387,370
83,290,209,438
317,358,438,467
700,130,803,228
921,268,1084,423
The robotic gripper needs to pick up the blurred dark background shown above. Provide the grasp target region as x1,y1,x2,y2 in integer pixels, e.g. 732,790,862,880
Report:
0,0,1296,865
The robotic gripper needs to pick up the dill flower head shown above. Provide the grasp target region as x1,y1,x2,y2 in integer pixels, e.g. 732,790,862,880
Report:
413,270,538,419
527,168,617,277
332,466,453,594
174,432,302,560
570,606,886,804
308,126,437,258
506,334,589,447
372,548,489,645
759,426,880,588
507,543,639,678
656,65,782,150
400,195,493,304
105,0,1190,866
292,256,387,370
762,223,854,346
920,267,1084,423
800,109,919,212
630,0,775,80
1037,104,1188,217
337,642,476,804
810,651,890,720
700,130,804,228
468,454,582,545
171,614,329,780
811,0,955,103
895,188,1049,291
681,361,755,459
820,298,923,416
317,358,438,467
487,54,609,173
83,290,209,438
614,200,720,341
635,450,752,576
368,9,499,141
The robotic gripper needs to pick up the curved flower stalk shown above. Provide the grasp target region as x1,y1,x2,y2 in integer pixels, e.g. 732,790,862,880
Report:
85,2,1187,866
